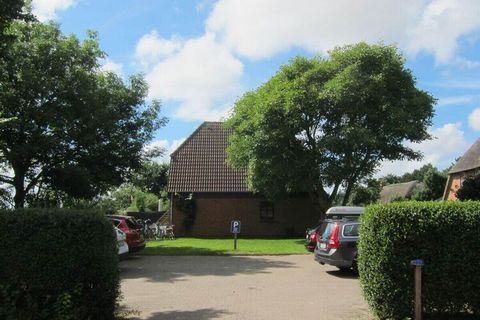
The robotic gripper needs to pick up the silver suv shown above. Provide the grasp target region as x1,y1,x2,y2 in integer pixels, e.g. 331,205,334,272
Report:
314,207,363,272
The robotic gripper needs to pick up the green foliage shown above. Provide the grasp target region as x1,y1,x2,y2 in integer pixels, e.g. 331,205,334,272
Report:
0,0,31,48
411,167,447,201
456,174,480,201
350,179,381,205
131,162,169,195
226,43,434,216
359,202,480,319
174,193,196,232
378,164,444,189
0,20,166,208
0,209,119,319
135,190,159,212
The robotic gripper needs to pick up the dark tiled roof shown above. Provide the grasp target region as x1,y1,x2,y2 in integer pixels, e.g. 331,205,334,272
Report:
449,138,480,174
167,122,249,193
379,180,421,203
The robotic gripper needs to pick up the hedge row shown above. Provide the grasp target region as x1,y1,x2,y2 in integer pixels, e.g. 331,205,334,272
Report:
0,209,119,320
358,201,480,319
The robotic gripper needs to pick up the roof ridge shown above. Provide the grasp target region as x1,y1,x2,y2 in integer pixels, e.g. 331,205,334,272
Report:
384,180,419,187
170,122,227,158
167,121,248,193
449,138,480,174
170,122,207,158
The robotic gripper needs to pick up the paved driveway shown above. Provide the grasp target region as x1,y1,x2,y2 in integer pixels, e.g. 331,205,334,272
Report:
120,255,370,320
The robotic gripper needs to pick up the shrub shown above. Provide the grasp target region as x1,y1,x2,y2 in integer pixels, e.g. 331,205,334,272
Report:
359,201,480,319
456,174,480,201
0,209,119,320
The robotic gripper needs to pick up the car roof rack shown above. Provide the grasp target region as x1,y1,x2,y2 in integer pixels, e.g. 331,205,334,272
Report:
325,206,364,220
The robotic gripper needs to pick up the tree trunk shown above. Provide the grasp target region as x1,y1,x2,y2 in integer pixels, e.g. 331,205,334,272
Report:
342,182,355,206
308,190,331,222
13,170,26,208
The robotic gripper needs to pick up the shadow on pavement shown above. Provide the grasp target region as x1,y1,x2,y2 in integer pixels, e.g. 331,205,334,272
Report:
119,255,296,283
325,269,358,279
133,308,232,320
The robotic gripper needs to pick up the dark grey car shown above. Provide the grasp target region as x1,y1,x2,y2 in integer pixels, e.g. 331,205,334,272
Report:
314,217,360,272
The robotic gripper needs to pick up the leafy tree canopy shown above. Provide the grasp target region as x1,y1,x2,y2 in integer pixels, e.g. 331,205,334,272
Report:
130,162,169,195
0,21,167,208
350,179,381,206
226,43,435,216
411,166,447,201
0,0,32,53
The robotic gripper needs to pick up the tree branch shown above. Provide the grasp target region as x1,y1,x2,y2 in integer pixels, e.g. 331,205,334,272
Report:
0,175,14,185
25,171,44,194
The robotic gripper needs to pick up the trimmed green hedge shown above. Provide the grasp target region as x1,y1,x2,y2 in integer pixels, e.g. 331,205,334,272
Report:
0,209,119,320
359,201,480,319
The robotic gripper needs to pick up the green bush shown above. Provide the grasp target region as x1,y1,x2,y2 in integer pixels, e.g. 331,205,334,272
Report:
0,209,119,320
358,201,480,319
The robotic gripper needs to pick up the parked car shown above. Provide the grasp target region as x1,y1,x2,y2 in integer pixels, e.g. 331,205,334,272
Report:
115,226,129,257
107,215,145,253
305,225,321,251
314,206,364,272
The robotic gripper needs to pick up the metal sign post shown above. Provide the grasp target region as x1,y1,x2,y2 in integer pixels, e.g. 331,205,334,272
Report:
410,259,424,320
230,220,241,250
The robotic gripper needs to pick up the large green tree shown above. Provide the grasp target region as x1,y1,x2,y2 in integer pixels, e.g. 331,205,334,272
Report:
226,43,435,216
0,21,166,208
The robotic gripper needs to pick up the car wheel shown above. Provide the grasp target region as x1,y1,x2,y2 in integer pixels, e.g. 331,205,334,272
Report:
352,256,358,274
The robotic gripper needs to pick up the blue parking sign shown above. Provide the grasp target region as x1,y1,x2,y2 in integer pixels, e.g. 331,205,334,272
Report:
231,220,241,234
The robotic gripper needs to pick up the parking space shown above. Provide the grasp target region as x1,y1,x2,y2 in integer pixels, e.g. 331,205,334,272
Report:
120,255,370,320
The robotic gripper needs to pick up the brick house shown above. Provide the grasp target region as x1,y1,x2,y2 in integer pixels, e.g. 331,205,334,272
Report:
443,138,480,201
167,121,318,237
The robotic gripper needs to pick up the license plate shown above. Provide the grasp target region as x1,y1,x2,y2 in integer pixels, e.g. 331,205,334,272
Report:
319,243,326,249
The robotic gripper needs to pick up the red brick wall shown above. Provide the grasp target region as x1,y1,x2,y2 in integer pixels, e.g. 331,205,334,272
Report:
172,194,318,237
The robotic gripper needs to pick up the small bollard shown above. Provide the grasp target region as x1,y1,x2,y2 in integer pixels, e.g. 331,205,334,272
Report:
410,259,424,320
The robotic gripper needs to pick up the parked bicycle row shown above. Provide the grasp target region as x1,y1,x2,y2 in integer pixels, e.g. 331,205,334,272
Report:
136,218,175,240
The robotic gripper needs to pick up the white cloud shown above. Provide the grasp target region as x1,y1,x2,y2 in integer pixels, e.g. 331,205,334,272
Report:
407,0,480,63
144,138,187,163
139,33,243,121
32,0,76,21
454,57,480,69
437,95,475,107
207,0,480,63
134,31,182,69
100,59,124,76
377,123,470,177
468,108,480,131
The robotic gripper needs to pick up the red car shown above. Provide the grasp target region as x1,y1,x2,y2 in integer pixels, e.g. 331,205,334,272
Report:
107,215,145,253
305,225,321,252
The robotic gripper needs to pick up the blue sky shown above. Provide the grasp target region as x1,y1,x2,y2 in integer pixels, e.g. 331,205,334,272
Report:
31,0,480,176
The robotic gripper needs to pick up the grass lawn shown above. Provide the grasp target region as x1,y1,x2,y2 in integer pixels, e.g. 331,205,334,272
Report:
141,238,309,255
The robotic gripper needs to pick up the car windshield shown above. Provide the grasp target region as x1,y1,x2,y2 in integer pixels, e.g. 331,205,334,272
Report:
125,218,138,230
110,219,121,227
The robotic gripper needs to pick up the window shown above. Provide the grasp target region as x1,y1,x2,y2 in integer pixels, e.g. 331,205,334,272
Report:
260,202,274,220
320,222,335,240
342,224,360,237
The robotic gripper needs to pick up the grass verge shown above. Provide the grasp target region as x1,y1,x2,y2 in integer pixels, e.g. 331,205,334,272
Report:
141,238,309,255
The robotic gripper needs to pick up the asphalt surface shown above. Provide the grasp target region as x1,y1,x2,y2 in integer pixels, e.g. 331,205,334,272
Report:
120,254,370,320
